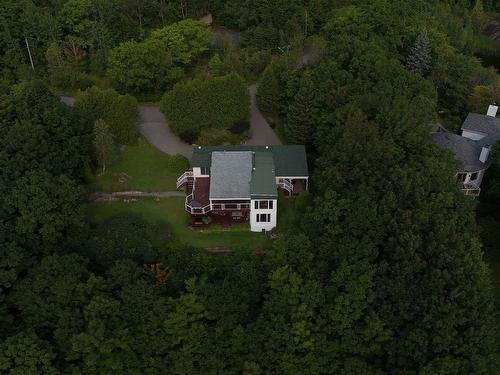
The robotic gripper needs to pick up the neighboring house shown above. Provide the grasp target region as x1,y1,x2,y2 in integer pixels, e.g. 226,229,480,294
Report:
432,104,500,197
176,145,308,232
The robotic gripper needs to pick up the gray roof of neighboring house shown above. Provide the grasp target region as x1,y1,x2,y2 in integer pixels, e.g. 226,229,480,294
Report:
461,113,500,136
191,145,308,177
209,151,252,199
250,152,277,199
432,131,491,172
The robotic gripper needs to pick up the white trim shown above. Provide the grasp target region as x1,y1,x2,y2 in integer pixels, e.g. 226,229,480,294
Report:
461,129,486,141
210,197,251,201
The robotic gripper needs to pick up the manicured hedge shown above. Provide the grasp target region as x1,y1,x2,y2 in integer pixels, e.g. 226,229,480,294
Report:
160,73,250,139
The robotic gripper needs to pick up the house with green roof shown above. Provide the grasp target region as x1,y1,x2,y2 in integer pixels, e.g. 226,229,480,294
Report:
176,145,309,232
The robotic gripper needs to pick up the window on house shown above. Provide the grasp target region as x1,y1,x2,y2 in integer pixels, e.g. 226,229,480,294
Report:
201,167,209,175
254,200,273,209
470,172,478,181
457,173,467,182
256,214,270,223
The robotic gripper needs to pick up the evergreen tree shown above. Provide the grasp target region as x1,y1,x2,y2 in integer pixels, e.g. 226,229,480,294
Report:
257,60,283,116
406,29,431,76
93,119,114,174
285,69,315,145
208,53,225,77
472,0,486,32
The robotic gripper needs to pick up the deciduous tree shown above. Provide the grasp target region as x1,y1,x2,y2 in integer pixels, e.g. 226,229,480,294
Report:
107,39,174,94
75,86,139,144
151,19,211,65
93,119,114,173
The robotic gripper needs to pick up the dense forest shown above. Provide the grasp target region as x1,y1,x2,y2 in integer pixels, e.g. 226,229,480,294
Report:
1,0,500,374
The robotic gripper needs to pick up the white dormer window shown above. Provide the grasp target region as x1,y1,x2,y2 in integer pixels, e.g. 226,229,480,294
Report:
479,146,490,163
487,104,498,117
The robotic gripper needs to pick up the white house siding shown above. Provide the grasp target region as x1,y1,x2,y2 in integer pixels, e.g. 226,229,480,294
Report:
192,167,209,178
461,129,486,140
250,199,277,232
459,169,486,186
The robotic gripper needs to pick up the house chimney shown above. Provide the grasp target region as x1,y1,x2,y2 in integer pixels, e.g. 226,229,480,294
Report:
479,146,490,163
487,104,498,117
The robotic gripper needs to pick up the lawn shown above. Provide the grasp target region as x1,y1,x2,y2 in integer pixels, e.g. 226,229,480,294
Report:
88,137,189,192
87,197,272,251
276,191,311,232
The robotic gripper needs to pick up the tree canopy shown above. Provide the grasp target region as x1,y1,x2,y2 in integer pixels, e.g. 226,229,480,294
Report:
1,1,499,373
74,86,139,145
160,73,250,142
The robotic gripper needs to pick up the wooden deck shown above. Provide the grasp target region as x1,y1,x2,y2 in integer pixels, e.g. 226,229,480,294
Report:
191,177,210,206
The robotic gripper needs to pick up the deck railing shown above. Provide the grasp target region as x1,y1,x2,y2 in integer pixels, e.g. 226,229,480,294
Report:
211,203,251,211
185,192,211,214
278,178,293,193
462,182,480,197
176,171,193,189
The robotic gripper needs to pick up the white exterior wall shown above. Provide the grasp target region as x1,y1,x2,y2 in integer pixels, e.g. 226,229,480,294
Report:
192,167,209,178
459,169,486,186
461,129,486,141
475,169,486,186
250,199,277,232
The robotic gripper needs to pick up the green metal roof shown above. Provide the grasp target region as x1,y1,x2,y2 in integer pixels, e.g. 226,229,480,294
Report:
191,145,308,177
250,152,277,199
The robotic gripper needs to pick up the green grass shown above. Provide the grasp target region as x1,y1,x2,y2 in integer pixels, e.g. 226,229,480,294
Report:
87,198,271,250
88,137,189,192
276,191,312,232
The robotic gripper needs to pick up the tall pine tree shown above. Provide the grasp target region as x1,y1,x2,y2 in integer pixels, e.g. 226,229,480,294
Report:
285,69,315,145
406,29,431,76
257,60,283,116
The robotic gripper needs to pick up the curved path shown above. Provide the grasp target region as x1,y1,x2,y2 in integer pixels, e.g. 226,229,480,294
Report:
138,105,192,158
244,84,282,146
61,84,281,160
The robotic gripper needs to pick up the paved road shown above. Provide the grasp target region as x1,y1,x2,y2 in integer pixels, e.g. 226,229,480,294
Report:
138,105,192,159
60,84,281,160
244,84,282,146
